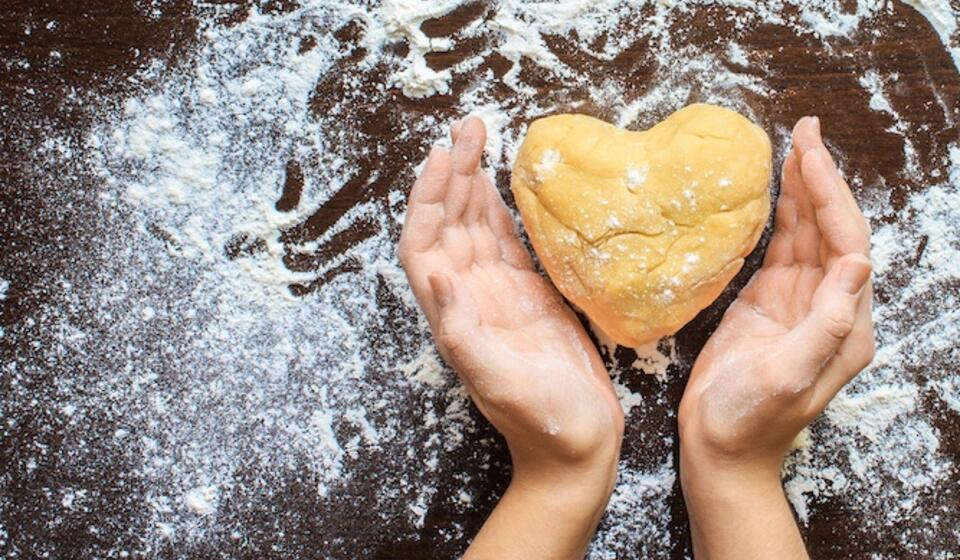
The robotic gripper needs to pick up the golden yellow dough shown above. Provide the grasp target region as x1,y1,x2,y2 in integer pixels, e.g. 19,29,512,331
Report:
511,103,772,347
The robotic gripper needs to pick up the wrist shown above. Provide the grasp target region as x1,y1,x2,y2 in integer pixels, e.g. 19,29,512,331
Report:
464,443,620,560
680,441,808,560
509,436,621,520
680,440,785,507
678,406,790,475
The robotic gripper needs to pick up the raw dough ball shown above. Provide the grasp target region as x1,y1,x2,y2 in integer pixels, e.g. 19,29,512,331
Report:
511,103,772,347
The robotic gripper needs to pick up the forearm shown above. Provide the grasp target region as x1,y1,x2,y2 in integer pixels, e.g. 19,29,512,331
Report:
465,454,617,560
680,448,808,560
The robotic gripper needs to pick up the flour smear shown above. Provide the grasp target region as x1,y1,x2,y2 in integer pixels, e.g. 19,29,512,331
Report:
2,0,959,557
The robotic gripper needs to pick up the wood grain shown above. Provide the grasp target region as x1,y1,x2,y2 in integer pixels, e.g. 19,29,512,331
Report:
1,1,958,558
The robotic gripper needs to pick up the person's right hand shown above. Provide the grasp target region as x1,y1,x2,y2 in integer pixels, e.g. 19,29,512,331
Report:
678,116,874,559
398,116,623,559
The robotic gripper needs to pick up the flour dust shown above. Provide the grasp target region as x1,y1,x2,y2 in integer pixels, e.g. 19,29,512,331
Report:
1,0,958,557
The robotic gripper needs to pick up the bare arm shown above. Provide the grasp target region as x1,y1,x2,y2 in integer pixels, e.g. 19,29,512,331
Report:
398,117,624,559
678,116,875,559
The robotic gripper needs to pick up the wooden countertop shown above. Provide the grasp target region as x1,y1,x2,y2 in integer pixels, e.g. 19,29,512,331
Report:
1,1,958,558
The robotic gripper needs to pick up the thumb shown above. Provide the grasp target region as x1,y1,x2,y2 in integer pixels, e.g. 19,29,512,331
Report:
426,272,481,365
787,254,872,375
427,272,515,406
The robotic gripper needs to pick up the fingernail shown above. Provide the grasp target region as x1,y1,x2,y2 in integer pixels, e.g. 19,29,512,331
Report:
811,116,821,136
839,257,871,294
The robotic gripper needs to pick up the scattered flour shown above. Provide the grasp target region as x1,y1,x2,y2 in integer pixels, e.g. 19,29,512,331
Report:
2,0,958,557
826,385,920,443
588,458,677,559
902,0,960,69
370,0,461,98
183,485,218,516
858,70,923,178
632,338,677,381
930,377,960,414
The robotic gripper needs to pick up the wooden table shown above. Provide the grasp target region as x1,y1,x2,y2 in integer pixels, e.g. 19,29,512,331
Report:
1,1,958,558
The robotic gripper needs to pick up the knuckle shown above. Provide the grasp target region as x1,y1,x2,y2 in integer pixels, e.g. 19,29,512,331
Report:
822,311,855,341
759,372,807,401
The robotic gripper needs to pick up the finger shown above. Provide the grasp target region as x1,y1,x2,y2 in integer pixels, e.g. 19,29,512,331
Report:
763,196,797,266
792,116,869,239
783,253,872,378
782,145,821,265
464,175,488,225
811,278,875,406
780,147,815,220
480,173,534,270
400,148,452,254
787,124,817,229
763,150,801,267
403,259,452,333
444,117,487,225
791,115,822,159
410,147,453,205
800,147,869,257
427,271,462,364
429,271,477,338
451,118,464,143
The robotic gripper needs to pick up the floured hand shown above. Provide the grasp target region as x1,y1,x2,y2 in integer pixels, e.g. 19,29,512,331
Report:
678,116,875,560
398,117,623,559
679,116,874,463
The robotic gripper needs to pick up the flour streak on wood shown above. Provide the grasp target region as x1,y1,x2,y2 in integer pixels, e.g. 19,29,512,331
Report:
0,1,958,558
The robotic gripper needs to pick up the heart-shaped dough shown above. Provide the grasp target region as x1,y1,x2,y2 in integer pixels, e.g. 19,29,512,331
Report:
512,103,772,347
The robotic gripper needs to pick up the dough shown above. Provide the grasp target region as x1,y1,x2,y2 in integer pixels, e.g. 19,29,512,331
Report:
511,103,772,347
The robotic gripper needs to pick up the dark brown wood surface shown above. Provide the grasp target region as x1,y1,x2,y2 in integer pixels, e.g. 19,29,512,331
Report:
1,1,959,559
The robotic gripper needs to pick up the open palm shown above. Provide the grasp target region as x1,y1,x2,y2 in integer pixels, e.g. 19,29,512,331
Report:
398,117,623,461
680,117,874,458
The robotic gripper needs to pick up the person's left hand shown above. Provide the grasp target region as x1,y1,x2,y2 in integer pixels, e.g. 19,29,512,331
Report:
679,116,874,466
677,116,875,560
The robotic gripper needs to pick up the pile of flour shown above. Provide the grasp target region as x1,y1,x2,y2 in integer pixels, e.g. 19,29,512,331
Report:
2,0,958,557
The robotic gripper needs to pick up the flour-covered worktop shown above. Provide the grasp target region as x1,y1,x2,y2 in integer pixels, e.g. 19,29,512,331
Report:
1,1,958,558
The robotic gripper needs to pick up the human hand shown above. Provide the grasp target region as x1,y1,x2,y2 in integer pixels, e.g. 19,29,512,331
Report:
398,117,624,559
678,116,874,559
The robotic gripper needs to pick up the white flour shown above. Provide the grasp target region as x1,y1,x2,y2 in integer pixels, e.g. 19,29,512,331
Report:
904,0,960,68
2,0,959,557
